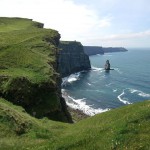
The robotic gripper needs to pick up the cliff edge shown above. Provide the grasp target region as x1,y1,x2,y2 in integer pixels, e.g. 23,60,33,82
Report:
83,46,104,56
58,41,91,77
83,46,128,56
0,17,72,123
102,47,128,53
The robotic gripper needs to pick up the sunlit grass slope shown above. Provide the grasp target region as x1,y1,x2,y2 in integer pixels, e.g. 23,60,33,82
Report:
0,17,59,83
0,98,69,149
0,98,150,150
0,17,73,121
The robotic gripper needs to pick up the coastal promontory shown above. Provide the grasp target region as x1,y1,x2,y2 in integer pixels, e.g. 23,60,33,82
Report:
83,46,104,56
0,17,72,122
83,46,127,56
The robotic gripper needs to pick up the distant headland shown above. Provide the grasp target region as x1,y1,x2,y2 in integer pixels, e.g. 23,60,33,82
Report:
83,46,128,56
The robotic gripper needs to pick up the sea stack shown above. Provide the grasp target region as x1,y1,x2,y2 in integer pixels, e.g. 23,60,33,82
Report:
105,60,110,70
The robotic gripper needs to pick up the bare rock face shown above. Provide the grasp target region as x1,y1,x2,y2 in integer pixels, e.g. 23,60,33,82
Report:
102,47,128,53
83,46,104,56
105,60,110,70
58,41,91,77
83,46,128,56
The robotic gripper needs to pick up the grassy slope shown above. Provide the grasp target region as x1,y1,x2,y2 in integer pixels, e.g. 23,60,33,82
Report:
0,17,59,83
0,98,69,150
0,18,69,120
0,98,150,150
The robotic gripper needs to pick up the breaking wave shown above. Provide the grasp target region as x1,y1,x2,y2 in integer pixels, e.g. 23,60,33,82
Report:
117,90,132,104
91,66,104,72
129,88,150,98
62,89,109,116
117,88,150,105
62,72,80,86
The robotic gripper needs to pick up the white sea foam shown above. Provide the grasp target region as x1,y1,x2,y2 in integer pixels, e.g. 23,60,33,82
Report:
117,90,132,105
114,68,123,74
68,77,77,83
87,83,92,86
61,77,68,86
92,66,104,72
117,88,150,104
113,89,118,92
62,72,80,86
105,83,113,87
62,89,109,116
138,92,150,97
129,88,150,98
103,54,113,57
130,89,138,93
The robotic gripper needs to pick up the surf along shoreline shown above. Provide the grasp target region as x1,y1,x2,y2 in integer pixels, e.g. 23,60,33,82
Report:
61,69,110,122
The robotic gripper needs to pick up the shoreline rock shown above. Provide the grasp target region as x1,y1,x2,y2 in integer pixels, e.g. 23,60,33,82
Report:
67,106,89,123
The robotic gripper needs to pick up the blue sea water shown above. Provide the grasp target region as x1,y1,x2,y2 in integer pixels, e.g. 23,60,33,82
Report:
62,49,150,116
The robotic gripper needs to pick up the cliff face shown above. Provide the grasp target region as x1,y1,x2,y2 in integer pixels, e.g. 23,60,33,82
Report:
83,46,104,56
0,17,72,123
102,47,128,53
83,46,127,55
58,41,91,77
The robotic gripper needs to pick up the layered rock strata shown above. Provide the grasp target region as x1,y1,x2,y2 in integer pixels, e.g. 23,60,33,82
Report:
83,46,104,56
58,41,91,77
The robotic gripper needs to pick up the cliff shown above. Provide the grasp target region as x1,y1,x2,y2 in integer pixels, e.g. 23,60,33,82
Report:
58,41,91,77
83,46,127,55
0,17,72,123
102,47,128,53
83,46,104,56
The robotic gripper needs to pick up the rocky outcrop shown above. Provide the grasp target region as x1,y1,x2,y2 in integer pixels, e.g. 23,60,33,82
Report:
104,60,110,70
0,76,72,123
83,46,104,56
58,41,91,77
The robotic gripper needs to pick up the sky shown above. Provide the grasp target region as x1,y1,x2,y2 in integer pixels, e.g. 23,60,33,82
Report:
0,0,150,48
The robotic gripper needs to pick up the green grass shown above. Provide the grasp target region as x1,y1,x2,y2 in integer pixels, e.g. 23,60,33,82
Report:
0,98,150,150
0,98,69,150
0,17,59,83
0,17,37,32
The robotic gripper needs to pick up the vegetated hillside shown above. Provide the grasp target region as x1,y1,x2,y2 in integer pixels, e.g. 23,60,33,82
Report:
0,17,72,122
0,98,150,150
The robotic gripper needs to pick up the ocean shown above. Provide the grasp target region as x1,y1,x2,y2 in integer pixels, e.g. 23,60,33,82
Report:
62,49,150,116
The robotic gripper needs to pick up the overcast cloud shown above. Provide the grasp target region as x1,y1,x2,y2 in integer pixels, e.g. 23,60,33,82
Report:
0,0,150,47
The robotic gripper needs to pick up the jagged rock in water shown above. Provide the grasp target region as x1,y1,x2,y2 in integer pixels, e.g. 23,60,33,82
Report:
105,60,110,70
